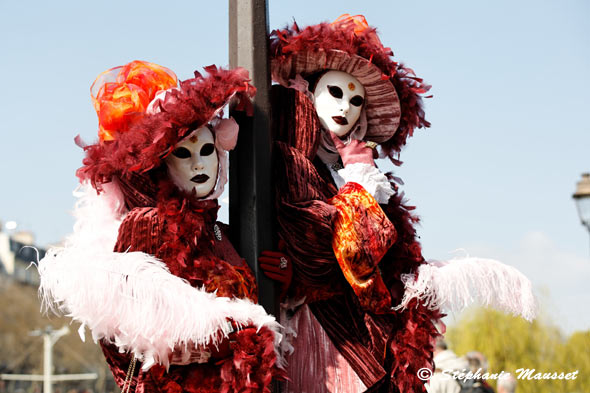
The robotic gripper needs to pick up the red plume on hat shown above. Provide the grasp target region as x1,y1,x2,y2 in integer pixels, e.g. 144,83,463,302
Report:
78,62,256,192
270,14,431,160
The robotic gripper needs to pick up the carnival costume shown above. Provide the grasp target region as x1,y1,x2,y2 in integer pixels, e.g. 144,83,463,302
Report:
38,61,283,393
268,15,535,393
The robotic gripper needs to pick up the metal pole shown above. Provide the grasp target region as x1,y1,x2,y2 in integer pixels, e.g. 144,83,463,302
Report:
2,326,96,392
43,334,51,393
228,0,277,315
35,326,69,393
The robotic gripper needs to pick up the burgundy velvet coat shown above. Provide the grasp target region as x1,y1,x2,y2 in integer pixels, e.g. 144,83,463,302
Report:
99,176,278,393
271,85,442,393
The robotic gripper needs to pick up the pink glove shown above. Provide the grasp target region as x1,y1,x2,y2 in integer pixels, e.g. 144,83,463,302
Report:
330,132,375,167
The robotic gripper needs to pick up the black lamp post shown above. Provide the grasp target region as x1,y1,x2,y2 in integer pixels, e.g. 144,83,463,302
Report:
573,173,590,253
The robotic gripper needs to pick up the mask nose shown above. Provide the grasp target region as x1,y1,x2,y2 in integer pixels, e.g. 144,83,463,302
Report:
340,100,350,116
193,154,205,170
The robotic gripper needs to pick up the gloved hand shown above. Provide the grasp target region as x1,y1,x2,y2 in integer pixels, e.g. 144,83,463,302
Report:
330,132,376,167
259,240,292,301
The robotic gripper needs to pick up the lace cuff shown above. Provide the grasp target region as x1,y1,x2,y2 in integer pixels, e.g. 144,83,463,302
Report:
336,162,394,204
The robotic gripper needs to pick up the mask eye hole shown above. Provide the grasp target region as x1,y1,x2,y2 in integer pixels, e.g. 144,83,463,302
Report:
172,147,191,159
350,95,364,107
200,143,215,157
328,85,343,99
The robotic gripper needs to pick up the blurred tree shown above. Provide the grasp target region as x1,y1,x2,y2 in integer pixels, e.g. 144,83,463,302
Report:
446,308,588,393
0,278,115,393
560,331,590,393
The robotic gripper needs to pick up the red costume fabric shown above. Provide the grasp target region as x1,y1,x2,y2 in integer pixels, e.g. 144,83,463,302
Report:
74,64,281,393
99,175,281,393
330,182,397,315
271,85,442,393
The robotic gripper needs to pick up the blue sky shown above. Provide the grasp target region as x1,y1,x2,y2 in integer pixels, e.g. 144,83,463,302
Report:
1,1,588,334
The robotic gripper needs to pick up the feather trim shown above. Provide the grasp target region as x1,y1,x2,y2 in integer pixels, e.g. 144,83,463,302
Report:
67,181,126,249
394,258,536,321
39,248,282,370
78,66,256,191
37,183,283,370
270,20,431,159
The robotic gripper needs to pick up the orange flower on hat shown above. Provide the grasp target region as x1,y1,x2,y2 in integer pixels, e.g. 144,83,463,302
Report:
91,60,178,142
331,14,370,34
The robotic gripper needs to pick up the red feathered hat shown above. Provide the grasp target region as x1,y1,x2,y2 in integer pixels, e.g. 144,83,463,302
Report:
78,61,255,192
270,14,430,157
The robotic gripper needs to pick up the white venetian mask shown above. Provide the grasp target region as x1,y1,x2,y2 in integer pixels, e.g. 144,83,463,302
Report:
313,70,366,137
165,126,219,198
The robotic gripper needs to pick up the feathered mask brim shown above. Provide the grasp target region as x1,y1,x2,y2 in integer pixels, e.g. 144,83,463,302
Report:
270,18,431,158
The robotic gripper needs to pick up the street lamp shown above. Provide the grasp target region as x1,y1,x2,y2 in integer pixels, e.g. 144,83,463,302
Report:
573,173,590,252
2,326,96,393
30,326,69,393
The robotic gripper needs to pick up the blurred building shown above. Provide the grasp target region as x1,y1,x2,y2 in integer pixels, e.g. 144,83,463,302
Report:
0,225,45,286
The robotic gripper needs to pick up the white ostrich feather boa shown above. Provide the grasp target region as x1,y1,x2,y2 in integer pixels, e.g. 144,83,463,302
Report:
38,182,283,370
395,257,536,322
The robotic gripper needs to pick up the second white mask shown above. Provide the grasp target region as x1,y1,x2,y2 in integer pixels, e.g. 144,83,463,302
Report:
313,70,366,137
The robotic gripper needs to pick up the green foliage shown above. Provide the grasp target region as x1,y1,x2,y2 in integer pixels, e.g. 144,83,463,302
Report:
446,308,589,393
560,331,590,393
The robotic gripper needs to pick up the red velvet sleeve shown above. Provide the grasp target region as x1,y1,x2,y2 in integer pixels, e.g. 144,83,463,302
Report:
100,207,164,392
271,86,340,292
274,141,341,295
272,84,398,305
102,208,280,392
113,207,164,254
